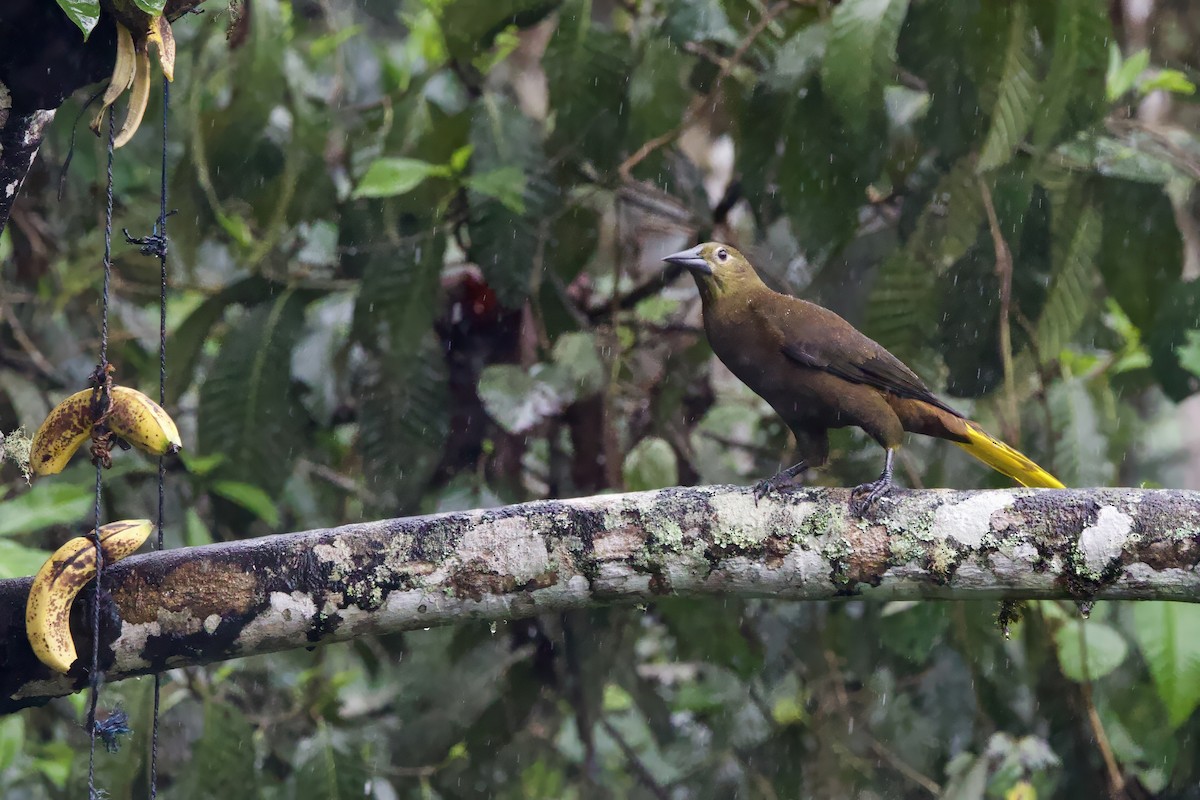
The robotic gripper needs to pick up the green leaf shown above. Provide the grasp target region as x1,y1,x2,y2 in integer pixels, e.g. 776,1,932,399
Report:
54,0,100,38
167,278,277,399
131,0,166,14
766,24,829,91
352,157,447,199
820,0,909,135
551,332,605,397
352,233,447,358
477,365,569,435
0,716,23,772
1033,196,1100,360
465,167,527,214
174,702,258,798
467,96,557,306
1047,377,1113,487
544,7,633,172
661,0,737,47
0,539,52,580
197,290,311,496
1176,330,1200,377
209,480,282,528
1097,179,1182,331
1131,603,1200,728
977,4,1038,171
1106,45,1148,101
622,437,679,492
1139,69,1196,96
1054,621,1128,682
1148,282,1200,400
0,481,93,537
357,334,450,513
437,0,560,62
1032,0,1082,149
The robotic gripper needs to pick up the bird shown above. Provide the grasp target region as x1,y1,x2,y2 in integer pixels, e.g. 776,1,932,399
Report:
662,242,1064,512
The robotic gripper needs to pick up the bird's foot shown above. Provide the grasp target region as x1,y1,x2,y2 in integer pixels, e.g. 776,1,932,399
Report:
753,472,801,504
850,475,894,515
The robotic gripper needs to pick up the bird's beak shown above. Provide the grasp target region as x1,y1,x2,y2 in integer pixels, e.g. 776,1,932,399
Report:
662,246,711,275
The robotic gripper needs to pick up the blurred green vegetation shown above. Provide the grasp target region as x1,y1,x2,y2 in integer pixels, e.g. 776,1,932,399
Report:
2,0,1200,796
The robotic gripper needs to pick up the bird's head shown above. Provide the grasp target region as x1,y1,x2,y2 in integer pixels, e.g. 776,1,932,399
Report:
662,242,762,302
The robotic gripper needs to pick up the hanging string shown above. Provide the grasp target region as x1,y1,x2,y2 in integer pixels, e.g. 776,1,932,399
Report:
150,74,171,800
121,73,173,798
86,103,116,800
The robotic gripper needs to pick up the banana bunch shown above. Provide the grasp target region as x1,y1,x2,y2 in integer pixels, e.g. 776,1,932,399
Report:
30,385,182,477
25,519,153,674
90,12,176,148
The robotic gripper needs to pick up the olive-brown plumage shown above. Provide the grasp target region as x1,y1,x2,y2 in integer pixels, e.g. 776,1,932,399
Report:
663,242,1063,509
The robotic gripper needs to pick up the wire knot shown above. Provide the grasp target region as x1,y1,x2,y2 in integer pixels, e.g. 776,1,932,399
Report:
88,362,116,468
123,210,176,260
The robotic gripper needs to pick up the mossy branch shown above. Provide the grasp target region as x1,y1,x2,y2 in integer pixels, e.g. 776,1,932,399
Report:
2,485,1199,714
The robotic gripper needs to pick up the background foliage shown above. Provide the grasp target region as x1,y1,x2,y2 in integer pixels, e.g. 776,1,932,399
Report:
3,0,1200,796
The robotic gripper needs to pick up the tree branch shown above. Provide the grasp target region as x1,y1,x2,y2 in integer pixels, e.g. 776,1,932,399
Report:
2,485,1199,714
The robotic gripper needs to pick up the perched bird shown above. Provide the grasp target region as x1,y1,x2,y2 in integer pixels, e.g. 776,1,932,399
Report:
663,242,1064,511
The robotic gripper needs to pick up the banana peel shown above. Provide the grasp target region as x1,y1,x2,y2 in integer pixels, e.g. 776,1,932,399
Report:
90,13,176,149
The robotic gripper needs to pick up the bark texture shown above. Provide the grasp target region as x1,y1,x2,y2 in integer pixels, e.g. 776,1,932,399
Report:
2,485,1199,714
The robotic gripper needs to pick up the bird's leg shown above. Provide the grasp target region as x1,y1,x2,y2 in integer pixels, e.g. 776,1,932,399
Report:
851,449,895,514
753,460,808,502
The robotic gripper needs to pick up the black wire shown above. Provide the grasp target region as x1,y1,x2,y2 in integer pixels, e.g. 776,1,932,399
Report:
149,74,171,800
87,104,115,800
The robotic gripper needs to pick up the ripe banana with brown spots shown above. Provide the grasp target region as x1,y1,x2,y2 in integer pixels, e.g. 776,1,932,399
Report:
25,519,153,674
29,386,182,477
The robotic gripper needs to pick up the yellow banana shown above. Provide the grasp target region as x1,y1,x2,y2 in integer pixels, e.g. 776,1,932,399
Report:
107,386,182,457
113,44,151,149
29,390,95,477
89,13,176,148
25,519,153,674
29,385,182,477
147,14,176,83
101,22,137,107
91,22,138,136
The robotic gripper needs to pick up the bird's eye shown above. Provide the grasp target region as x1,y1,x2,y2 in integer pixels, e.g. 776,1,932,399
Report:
716,248,729,262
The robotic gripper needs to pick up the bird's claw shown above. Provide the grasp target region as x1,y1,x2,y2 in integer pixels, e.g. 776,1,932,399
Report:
753,473,799,504
850,477,893,515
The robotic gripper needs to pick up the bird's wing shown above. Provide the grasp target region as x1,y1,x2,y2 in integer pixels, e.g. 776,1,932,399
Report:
776,304,963,419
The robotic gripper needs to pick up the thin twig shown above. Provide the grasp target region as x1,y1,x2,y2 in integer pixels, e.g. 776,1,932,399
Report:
617,1,792,180
1078,620,1127,798
978,177,1020,443
601,719,671,800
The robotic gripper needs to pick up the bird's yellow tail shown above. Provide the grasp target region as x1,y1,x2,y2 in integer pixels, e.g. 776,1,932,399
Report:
954,422,1064,489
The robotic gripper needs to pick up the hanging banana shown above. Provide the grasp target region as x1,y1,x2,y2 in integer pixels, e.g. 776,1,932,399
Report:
29,385,182,477
90,9,177,149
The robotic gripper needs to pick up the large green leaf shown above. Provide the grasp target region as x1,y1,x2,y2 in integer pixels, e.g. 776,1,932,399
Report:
357,334,450,513
1131,603,1200,729
352,232,447,358
0,481,92,538
467,96,557,307
0,540,52,580
866,159,983,366
1047,377,1112,487
167,278,277,399
1033,190,1101,361
1032,0,1083,150
173,702,258,798
543,5,634,172
1148,281,1200,401
977,3,1038,171
197,290,311,495
820,0,909,136
54,0,99,38
1054,621,1128,682
438,0,560,62
1097,179,1182,332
